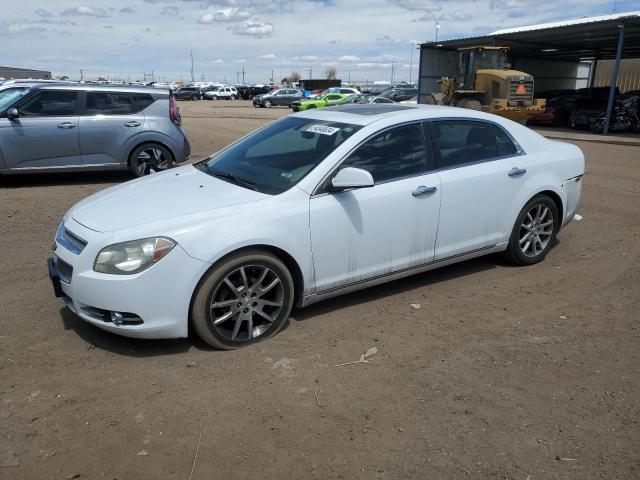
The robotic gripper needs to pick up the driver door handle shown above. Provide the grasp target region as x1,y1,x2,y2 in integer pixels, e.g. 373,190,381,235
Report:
508,167,527,177
124,120,141,127
412,185,437,197
57,122,76,129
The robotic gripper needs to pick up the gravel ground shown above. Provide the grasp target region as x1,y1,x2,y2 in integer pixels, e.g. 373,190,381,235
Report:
0,100,638,480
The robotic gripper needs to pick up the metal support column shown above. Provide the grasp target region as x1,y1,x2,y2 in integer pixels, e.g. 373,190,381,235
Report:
587,58,598,88
603,24,624,135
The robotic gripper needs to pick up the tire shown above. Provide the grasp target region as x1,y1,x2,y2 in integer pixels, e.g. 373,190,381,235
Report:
191,94,198,101
504,194,559,266
264,99,272,108
230,95,236,100
191,250,295,349
423,95,436,105
129,143,175,177
457,98,482,111
212,95,218,100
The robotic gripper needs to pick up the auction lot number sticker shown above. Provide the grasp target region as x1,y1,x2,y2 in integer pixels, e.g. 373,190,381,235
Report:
306,125,340,135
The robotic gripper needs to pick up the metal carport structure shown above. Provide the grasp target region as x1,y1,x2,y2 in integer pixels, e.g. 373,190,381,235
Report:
418,11,640,134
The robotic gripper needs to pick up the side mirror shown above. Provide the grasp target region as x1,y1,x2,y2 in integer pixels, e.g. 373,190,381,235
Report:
331,167,374,191
6,108,19,120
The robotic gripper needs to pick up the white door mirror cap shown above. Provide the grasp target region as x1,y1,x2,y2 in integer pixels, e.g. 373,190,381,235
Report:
331,167,374,190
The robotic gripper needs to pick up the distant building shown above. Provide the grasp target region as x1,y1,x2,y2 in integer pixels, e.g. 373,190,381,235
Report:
0,66,52,80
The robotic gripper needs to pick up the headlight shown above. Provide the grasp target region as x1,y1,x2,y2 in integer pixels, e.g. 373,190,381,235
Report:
94,237,176,275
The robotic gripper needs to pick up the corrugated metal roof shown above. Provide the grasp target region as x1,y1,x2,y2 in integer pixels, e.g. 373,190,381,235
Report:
491,10,640,35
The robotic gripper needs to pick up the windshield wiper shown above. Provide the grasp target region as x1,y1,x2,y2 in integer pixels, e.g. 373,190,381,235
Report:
208,169,258,191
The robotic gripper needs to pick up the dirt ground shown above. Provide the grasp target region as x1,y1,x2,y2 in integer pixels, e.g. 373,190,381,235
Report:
1,100,638,480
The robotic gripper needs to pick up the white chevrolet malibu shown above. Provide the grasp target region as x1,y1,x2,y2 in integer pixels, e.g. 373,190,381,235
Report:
49,104,584,349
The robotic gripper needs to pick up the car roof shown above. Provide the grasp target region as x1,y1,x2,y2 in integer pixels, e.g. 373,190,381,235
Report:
293,104,519,127
32,83,170,95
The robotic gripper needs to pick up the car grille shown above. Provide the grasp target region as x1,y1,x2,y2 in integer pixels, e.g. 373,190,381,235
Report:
55,256,73,284
507,78,534,106
56,223,87,255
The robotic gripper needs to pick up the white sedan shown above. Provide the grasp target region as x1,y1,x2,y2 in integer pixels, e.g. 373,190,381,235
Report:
49,104,584,349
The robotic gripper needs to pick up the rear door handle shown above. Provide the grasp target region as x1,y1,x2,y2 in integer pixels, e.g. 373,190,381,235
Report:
124,121,141,127
508,167,527,177
412,185,437,197
57,122,76,129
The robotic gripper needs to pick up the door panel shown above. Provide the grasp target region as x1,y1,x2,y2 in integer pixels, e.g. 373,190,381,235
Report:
79,91,143,165
0,117,80,169
310,174,441,292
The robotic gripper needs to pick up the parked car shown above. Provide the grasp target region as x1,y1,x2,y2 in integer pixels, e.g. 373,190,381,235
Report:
203,86,239,100
0,84,190,176
174,86,201,101
291,93,350,111
253,88,304,108
199,84,223,99
332,94,394,105
48,104,584,349
576,95,640,134
379,86,419,102
249,85,272,98
234,85,251,100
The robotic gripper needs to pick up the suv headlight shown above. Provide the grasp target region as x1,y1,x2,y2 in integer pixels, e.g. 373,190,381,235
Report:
94,237,176,275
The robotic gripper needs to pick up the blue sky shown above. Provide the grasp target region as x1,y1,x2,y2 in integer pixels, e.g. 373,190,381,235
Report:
2,0,639,83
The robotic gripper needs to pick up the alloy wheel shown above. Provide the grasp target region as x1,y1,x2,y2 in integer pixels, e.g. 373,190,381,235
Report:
136,147,171,175
209,265,284,342
519,204,554,257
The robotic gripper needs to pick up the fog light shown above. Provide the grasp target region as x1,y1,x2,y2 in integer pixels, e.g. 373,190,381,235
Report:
110,311,124,326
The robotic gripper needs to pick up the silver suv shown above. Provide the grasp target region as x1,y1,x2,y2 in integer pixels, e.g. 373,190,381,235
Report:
0,84,190,176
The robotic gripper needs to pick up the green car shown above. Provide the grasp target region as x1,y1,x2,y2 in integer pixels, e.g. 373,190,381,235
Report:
291,93,350,112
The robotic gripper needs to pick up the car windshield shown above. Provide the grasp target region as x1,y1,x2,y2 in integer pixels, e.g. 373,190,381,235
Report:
195,116,362,195
0,87,28,110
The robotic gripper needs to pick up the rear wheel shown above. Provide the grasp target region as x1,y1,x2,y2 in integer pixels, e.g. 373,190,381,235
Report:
457,98,482,110
191,94,198,101
590,119,605,134
129,143,174,177
191,250,295,349
230,95,236,100
264,99,272,108
504,194,559,265
306,104,316,109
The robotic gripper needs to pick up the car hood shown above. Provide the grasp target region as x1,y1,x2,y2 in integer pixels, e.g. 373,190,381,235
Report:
71,165,270,232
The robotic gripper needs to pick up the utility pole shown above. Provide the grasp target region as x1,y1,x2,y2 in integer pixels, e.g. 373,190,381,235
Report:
308,67,312,79
242,67,245,85
271,69,274,83
390,62,394,84
237,71,240,84
435,21,440,43
80,69,83,82
190,50,194,82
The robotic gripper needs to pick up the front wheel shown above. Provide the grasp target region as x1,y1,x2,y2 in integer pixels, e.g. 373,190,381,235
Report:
504,194,559,266
191,250,295,349
230,95,236,100
263,100,272,108
590,119,605,134
129,143,174,177
191,94,198,101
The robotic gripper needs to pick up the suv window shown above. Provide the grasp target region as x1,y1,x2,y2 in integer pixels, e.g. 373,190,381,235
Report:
430,120,509,169
338,123,426,183
86,92,134,115
18,90,78,117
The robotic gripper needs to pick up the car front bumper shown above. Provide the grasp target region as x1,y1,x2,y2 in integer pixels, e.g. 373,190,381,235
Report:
48,218,209,339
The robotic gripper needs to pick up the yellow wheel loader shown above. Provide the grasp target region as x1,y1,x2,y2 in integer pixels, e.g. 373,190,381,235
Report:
424,46,545,124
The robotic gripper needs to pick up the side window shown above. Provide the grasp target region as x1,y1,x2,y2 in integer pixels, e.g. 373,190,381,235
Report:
494,125,519,156
130,93,155,112
18,90,78,117
327,95,341,101
85,92,133,115
339,124,426,183
430,120,499,169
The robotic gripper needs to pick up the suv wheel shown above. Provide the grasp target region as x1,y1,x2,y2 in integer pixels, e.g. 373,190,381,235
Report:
191,250,294,349
263,99,272,108
130,143,174,177
191,94,198,101
230,95,236,100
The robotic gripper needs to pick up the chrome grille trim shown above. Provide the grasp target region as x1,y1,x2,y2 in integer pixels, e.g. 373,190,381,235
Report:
56,222,87,255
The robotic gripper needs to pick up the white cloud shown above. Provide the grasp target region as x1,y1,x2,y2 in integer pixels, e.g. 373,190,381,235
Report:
234,58,246,63
119,7,136,14
212,58,224,64
61,6,109,18
375,33,403,44
199,8,251,23
231,21,274,38
258,53,276,59
339,55,360,62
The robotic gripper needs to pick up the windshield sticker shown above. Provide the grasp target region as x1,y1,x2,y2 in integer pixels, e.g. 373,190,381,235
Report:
306,125,340,136
280,172,293,178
